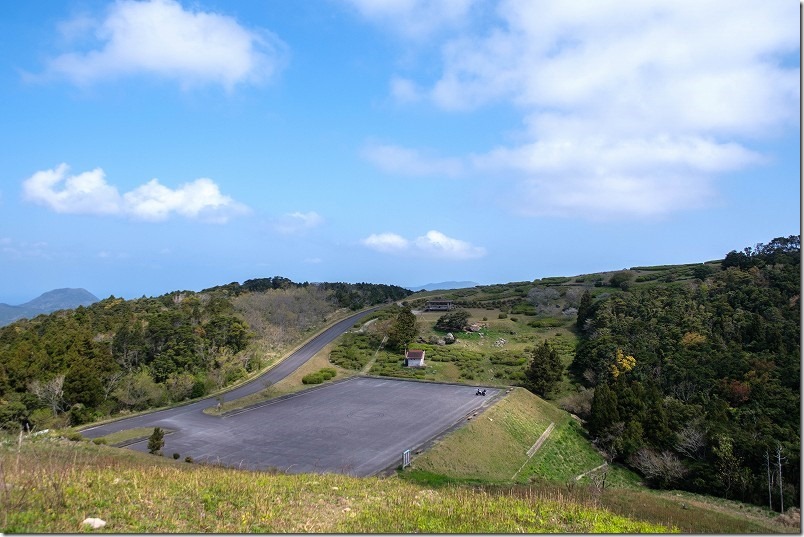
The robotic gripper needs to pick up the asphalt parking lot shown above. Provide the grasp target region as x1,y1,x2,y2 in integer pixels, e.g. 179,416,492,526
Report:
125,376,500,476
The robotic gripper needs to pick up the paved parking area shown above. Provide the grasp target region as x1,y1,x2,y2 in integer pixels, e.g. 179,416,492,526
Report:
126,377,500,476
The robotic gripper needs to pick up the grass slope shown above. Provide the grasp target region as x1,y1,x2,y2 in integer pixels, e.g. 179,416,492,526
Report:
1,435,670,533
402,389,796,534
409,388,564,482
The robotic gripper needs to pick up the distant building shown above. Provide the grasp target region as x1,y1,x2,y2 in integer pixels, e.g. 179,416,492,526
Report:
425,300,454,311
405,349,426,367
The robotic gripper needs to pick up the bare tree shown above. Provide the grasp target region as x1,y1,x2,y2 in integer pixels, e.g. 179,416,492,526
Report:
670,380,698,402
765,449,774,511
675,421,707,461
629,448,687,487
102,370,125,401
29,375,65,416
775,444,785,513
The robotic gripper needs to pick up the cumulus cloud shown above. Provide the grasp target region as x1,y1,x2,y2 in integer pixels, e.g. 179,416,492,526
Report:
355,0,798,219
39,0,287,89
362,230,485,260
361,232,410,253
272,211,324,235
22,163,248,223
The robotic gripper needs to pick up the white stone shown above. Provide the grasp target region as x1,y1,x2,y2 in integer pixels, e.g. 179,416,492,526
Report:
82,517,106,529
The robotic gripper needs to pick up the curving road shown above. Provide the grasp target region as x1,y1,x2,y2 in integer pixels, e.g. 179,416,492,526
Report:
80,305,502,476
81,307,381,439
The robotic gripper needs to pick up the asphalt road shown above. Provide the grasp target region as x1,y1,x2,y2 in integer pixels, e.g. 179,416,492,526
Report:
81,308,380,439
81,307,502,476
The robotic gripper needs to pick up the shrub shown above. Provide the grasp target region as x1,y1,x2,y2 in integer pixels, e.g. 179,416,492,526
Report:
185,456,194,463
302,373,324,385
302,368,337,385
92,438,108,445
173,453,180,460
65,431,83,442
148,427,165,455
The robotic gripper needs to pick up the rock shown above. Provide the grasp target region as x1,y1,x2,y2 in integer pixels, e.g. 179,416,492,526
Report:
444,333,455,344
82,518,106,529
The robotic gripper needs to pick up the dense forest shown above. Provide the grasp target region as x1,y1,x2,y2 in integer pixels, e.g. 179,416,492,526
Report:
572,236,800,508
0,279,410,430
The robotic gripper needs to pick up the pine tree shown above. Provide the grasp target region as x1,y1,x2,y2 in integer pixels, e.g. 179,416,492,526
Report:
589,383,619,437
387,308,417,350
524,340,563,397
576,290,593,330
148,427,165,455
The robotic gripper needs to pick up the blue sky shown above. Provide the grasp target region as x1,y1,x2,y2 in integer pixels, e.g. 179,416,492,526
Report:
0,0,799,303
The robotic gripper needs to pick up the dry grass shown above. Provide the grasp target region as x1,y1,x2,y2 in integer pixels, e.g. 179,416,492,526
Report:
0,434,671,533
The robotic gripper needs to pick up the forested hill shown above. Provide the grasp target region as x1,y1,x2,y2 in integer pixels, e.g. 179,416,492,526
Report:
0,279,410,430
573,235,800,508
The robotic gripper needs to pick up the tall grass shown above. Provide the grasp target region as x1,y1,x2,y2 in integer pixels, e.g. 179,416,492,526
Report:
0,434,672,533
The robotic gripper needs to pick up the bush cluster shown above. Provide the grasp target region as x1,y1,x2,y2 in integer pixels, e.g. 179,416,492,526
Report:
301,368,337,385
329,333,381,370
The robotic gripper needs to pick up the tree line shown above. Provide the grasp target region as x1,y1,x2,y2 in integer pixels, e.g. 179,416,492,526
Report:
570,236,799,509
0,279,410,430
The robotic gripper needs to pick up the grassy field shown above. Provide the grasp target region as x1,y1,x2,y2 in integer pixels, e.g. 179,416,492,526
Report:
329,305,578,390
0,435,672,533
400,388,796,534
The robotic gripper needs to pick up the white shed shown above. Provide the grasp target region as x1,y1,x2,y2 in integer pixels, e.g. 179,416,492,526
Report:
404,349,426,367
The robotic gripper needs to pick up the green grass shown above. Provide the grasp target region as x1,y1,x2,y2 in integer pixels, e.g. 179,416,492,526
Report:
94,427,173,447
0,434,673,533
398,388,797,534
408,388,563,482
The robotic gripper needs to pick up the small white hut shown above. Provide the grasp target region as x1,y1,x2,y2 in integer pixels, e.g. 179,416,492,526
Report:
404,349,426,367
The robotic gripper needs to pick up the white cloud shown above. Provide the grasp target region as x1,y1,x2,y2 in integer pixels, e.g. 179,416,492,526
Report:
40,0,287,89
361,142,464,177
273,211,324,235
22,163,248,223
414,230,486,260
344,0,476,40
22,164,121,215
361,232,410,253
362,230,485,260
355,0,798,219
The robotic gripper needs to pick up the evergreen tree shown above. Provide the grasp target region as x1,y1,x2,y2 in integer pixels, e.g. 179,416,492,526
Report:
589,383,619,437
434,310,470,332
576,290,593,330
148,427,165,455
387,308,417,350
524,340,563,397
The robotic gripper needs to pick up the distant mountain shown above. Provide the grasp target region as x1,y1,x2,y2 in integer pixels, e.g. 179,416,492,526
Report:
0,288,99,327
407,281,479,292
